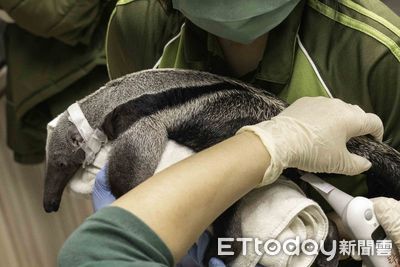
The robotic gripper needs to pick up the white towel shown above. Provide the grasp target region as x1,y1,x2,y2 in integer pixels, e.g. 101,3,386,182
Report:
231,178,328,267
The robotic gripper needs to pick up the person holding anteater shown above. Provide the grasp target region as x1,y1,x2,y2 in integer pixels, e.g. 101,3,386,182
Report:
59,96,400,266
59,0,400,266
104,0,400,211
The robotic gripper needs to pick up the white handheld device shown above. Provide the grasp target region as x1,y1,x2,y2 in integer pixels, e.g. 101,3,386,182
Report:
300,173,395,267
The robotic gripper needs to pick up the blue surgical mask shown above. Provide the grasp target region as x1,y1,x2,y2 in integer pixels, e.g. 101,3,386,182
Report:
172,0,301,44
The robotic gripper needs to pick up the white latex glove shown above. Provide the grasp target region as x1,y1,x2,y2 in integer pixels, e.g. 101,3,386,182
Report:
373,197,400,254
237,96,384,186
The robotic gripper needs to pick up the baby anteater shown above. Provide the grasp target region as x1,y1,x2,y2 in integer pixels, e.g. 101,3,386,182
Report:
44,69,400,265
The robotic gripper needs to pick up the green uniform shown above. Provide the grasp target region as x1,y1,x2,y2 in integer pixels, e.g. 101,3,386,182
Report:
2,0,115,163
58,207,173,267
106,0,400,207
57,207,358,267
59,2,400,265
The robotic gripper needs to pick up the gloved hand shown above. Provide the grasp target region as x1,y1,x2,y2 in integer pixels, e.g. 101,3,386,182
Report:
208,258,226,267
238,97,384,186
373,197,400,253
92,165,116,212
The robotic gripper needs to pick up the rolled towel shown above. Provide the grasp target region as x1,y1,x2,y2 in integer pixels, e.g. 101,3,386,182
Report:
231,178,329,267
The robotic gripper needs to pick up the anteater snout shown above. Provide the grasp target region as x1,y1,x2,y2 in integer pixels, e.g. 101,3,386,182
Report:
43,199,60,213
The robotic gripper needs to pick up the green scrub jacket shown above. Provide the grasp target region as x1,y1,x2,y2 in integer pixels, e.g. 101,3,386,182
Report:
2,0,115,163
56,2,400,266
106,0,400,208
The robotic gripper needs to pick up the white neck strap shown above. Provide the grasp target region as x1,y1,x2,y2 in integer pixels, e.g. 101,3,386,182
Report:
67,103,107,167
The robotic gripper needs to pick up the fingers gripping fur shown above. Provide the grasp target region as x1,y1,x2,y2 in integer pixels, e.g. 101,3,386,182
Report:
107,118,168,197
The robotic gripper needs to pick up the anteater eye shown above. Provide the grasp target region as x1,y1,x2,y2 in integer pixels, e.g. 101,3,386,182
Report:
58,161,67,168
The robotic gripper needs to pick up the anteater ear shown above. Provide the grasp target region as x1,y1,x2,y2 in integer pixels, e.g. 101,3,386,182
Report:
67,126,84,148
101,109,118,140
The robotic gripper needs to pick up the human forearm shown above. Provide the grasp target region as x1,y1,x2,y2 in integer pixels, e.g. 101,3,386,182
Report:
112,131,270,262
111,97,384,263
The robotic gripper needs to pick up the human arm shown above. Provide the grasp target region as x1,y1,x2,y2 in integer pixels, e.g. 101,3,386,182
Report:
60,97,383,265
91,168,223,266
112,97,383,262
112,130,270,261
60,131,268,267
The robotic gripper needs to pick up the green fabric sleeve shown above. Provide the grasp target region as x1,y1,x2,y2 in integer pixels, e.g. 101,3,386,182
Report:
106,0,184,79
4,0,115,163
58,206,174,267
368,52,400,151
1,0,104,45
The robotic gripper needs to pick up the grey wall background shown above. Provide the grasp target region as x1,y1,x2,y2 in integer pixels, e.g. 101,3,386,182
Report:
0,96,92,267
382,0,400,15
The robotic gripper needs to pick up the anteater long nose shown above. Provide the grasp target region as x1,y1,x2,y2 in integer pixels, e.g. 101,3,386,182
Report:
43,199,60,213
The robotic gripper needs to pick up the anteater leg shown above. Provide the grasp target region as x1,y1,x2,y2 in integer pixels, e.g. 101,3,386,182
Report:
108,117,168,197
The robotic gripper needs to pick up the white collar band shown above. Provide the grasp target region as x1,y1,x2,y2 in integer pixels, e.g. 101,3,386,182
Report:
67,103,108,167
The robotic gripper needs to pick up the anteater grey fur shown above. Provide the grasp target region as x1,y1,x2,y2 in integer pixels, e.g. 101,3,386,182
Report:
44,69,248,212
100,70,400,201
45,69,400,265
